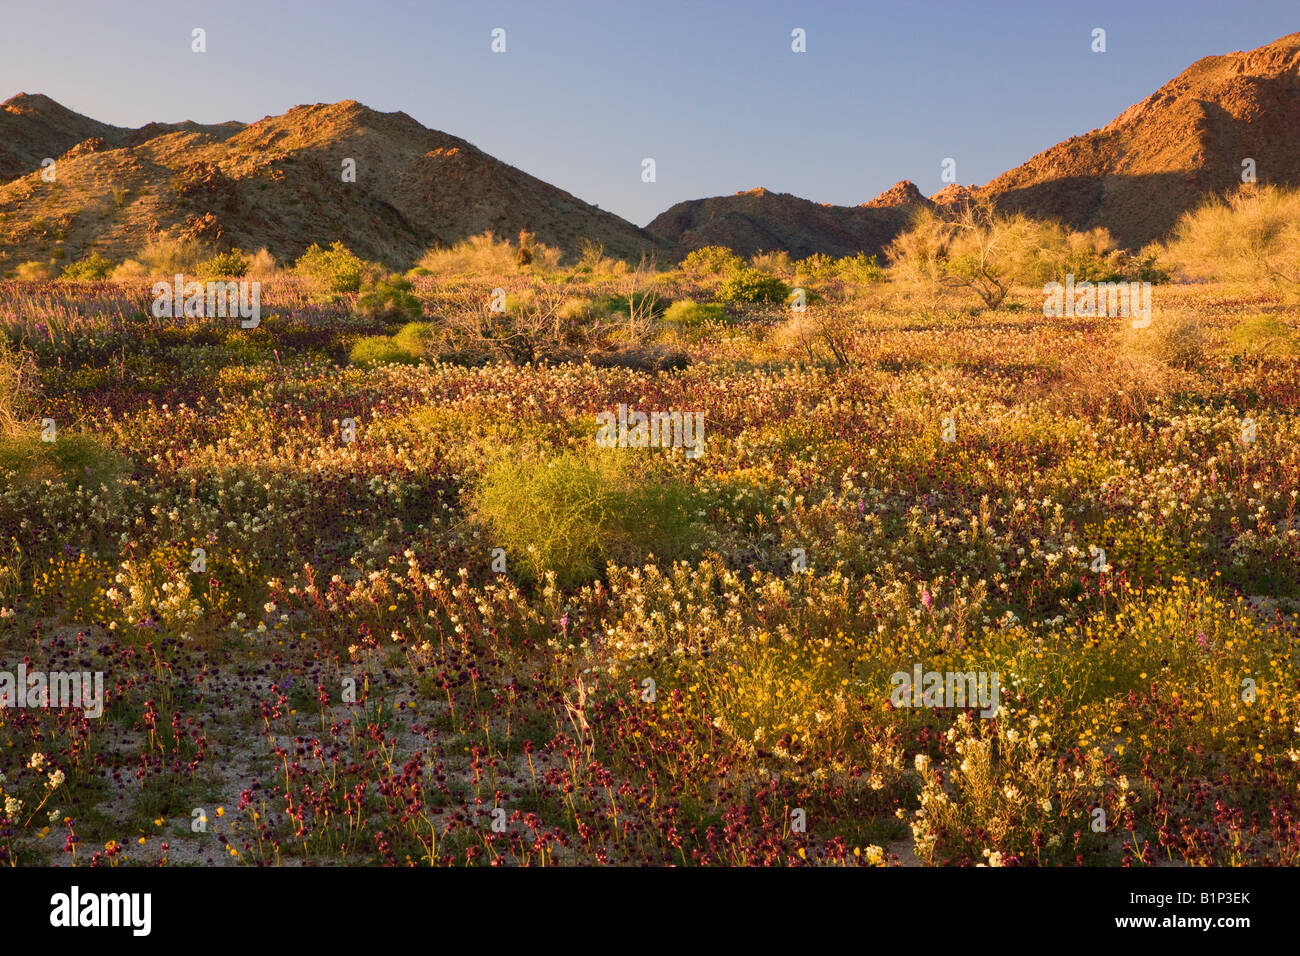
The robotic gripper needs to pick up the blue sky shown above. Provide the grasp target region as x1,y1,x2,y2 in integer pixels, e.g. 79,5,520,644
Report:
1,0,1295,225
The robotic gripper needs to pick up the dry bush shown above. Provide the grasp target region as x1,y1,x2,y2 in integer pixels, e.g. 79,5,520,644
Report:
110,259,149,280
0,340,39,437
1165,184,1300,292
137,237,217,276
886,206,954,284
574,238,629,277
246,247,277,276
15,261,56,281
750,250,795,278
771,306,859,367
419,231,562,275
1030,343,1177,423
1121,310,1208,370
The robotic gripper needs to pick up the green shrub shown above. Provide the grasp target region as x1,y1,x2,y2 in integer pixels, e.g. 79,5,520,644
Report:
680,246,744,277
349,335,420,367
836,252,886,283
295,241,375,293
794,253,838,279
357,276,423,323
716,268,789,304
1226,314,1299,360
595,291,668,318
60,253,114,281
391,321,438,358
663,299,727,327
198,249,250,278
475,448,702,587
0,431,124,489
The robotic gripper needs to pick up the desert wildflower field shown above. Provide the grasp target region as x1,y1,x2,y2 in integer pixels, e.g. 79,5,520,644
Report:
1,233,1298,868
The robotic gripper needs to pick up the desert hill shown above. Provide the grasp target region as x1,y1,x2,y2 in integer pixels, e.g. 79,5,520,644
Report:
648,32,1300,256
0,97,670,270
646,181,931,260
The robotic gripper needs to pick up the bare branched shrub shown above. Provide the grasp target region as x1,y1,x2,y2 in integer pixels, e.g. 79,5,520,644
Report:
1031,342,1176,423
773,306,858,367
1122,310,1207,370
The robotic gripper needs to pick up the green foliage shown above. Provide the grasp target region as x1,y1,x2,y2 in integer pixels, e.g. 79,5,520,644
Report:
474,448,702,587
60,253,114,281
680,245,744,277
0,430,124,489
356,276,423,323
836,252,886,283
716,268,789,304
198,249,250,278
797,252,885,283
349,335,421,367
1226,314,1299,360
663,299,727,327
391,322,439,358
594,290,668,318
294,241,373,293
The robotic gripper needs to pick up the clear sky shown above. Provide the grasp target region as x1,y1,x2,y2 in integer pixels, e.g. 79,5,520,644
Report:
1,0,1295,226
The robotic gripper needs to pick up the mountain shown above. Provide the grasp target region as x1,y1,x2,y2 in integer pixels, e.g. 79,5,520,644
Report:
649,32,1300,256
646,182,931,260
0,93,128,183
0,98,670,270
979,31,1300,248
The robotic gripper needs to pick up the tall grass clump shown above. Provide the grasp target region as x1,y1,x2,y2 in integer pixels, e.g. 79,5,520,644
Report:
15,261,56,281
474,448,701,587
136,237,217,276
1166,184,1300,293
0,340,39,438
418,231,562,275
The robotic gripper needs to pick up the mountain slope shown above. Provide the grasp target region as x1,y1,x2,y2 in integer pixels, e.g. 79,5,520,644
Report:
980,31,1300,247
0,98,671,270
0,93,129,183
647,183,931,260
649,32,1300,256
